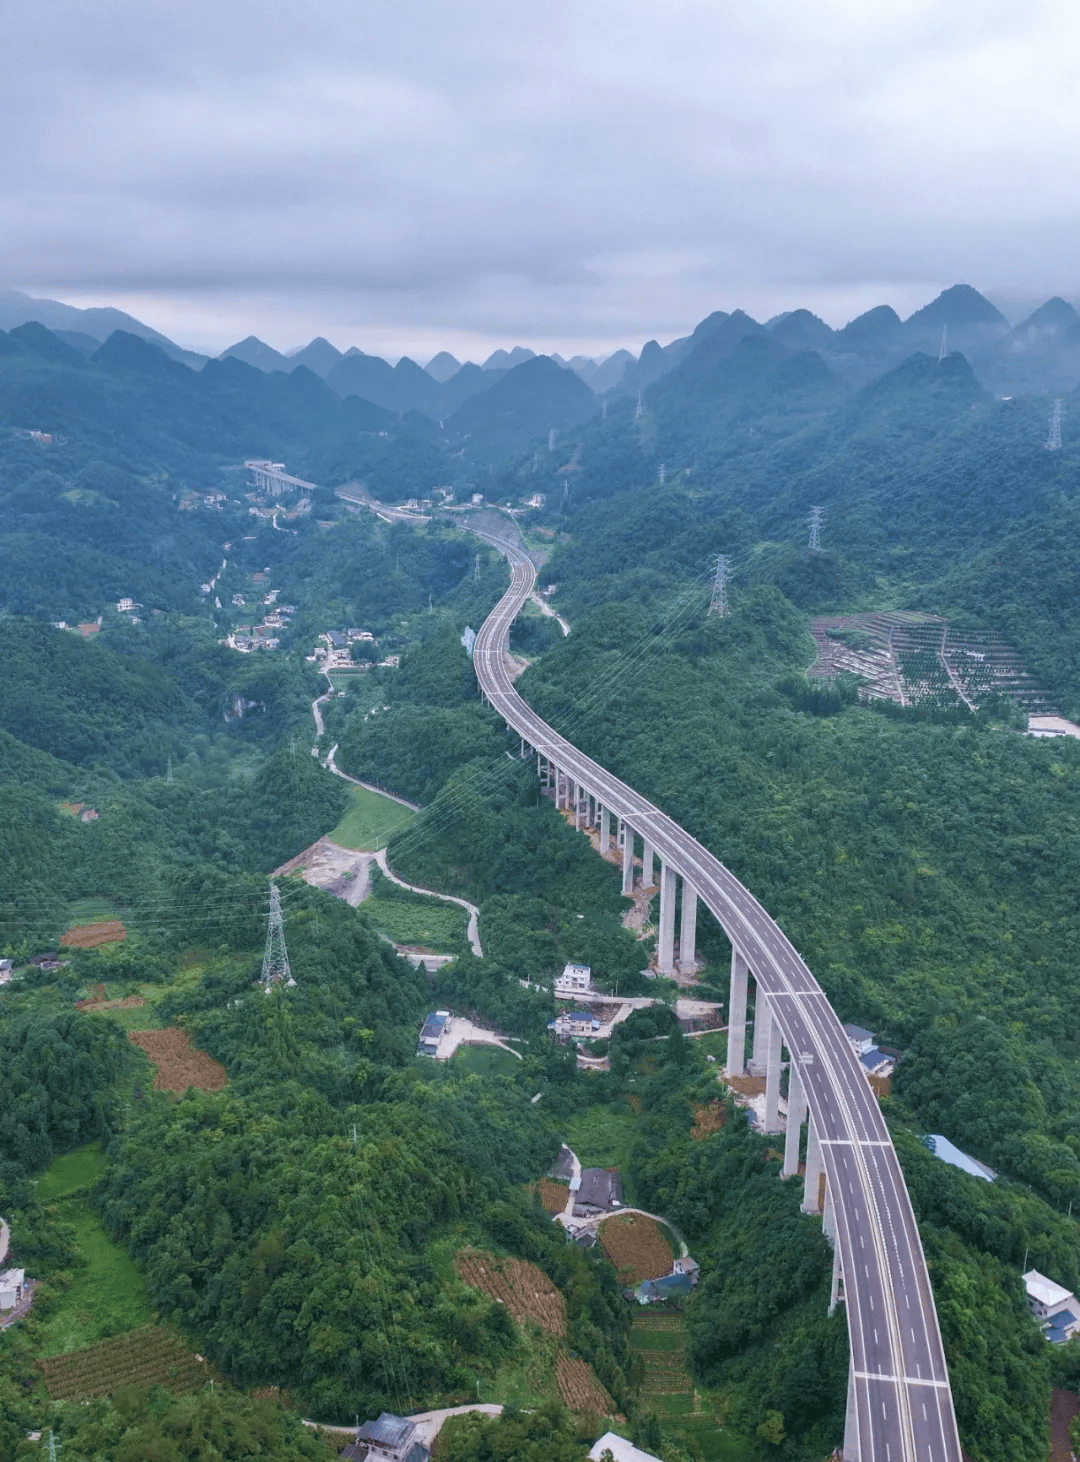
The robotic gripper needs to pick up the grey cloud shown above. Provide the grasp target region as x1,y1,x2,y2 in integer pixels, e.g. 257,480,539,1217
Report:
4,0,1079,356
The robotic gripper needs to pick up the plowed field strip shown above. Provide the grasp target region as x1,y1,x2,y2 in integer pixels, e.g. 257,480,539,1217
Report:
454,1249,566,1336
128,1028,227,1092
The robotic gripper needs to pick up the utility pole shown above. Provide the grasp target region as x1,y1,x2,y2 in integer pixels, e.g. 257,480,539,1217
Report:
1047,399,1063,451
658,463,666,485
808,505,824,552
708,555,730,618
938,326,948,362
261,882,294,990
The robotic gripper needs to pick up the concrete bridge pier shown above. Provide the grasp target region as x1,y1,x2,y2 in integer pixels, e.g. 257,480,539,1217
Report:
726,950,749,1078
802,1114,825,1214
763,1006,783,1133
642,840,655,887
844,1361,861,1462
783,1064,807,1176
600,807,611,854
621,824,635,895
679,885,698,971
750,988,771,1075
658,861,677,972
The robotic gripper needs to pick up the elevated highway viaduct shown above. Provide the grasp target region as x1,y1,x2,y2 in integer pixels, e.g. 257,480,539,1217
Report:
470,527,962,1462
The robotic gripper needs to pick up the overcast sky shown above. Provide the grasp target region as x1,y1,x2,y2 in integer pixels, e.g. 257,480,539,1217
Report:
5,0,1080,361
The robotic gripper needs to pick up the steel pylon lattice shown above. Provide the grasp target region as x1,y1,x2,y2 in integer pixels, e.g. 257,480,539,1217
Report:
1047,399,1063,451
261,881,294,990
808,505,824,552
708,554,731,618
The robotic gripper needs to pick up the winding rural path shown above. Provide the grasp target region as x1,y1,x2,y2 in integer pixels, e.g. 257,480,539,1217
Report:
470,525,962,1462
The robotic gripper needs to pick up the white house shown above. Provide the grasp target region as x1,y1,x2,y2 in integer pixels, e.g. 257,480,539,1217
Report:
555,962,592,997
1024,1269,1080,1343
843,1023,875,1056
549,1011,600,1039
0,1268,25,1310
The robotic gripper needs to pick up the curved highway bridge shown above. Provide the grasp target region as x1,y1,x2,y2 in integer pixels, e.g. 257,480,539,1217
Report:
472,529,962,1462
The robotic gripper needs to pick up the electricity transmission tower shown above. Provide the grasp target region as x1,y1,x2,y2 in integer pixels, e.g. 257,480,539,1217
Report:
708,555,731,618
808,506,824,552
261,882,294,990
938,326,948,362
601,399,607,420
1047,399,1063,451
166,755,173,785
548,427,556,451
658,463,666,485
47,1433,59,1462
635,391,645,418
473,553,481,583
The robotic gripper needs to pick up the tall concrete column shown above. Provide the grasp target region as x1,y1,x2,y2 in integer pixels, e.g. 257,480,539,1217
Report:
844,1360,861,1462
642,841,655,888
621,824,634,895
783,1064,807,1176
829,1240,842,1316
750,989,771,1074
726,951,748,1078
679,885,697,970
763,1011,783,1133
573,781,581,828
658,861,677,972
802,1114,825,1215
600,808,611,855
553,766,563,808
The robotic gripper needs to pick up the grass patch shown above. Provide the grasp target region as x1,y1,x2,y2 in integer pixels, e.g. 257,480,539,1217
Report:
37,1149,152,1356
563,1102,640,1202
36,1143,108,1201
67,896,129,927
329,784,415,851
363,895,466,950
454,1044,522,1078
691,1030,729,1064
486,1326,563,1409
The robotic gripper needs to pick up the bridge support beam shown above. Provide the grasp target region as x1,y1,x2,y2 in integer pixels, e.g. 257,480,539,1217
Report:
658,861,677,972
600,808,611,855
642,840,655,888
679,885,698,971
750,987,771,1074
844,1360,860,1462
783,1064,806,1177
726,951,748,1078
763,1007,783,1133
621,825,635,895
802,1115,825,1215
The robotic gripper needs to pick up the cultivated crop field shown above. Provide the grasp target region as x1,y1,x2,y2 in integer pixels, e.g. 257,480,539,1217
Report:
40,1326,214,1399
128,1028,227,1092
631,1311,695,1413
598,1214,674,1285
534,1178,569,1214
455,1249,566,1335
555,1351,615,1416
62,920,127,949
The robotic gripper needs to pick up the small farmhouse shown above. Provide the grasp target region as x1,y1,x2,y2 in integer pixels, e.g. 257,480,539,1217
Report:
340,1412,429,1462
416,1012,450,1058
554,962,591,997
548,1010,600,1039
842,1023,875,1056
1024,1270,1080,1344
573,1168,622,1218
0,1268,25,1310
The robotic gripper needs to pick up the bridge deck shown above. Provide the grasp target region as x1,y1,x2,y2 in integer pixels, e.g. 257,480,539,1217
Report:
471,530,961,1462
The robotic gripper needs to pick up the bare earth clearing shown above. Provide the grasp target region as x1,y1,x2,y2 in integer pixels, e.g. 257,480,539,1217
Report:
128,1028,228,1092
62,921,127,949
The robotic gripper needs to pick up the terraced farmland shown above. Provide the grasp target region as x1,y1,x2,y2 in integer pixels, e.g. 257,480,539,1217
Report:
40,1326,214,1400
455,1249,567,1335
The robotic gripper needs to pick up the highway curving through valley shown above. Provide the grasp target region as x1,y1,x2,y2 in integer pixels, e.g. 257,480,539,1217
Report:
471,528,961,1462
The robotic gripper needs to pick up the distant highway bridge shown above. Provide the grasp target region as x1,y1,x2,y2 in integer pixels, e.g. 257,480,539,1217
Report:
470,527,961,1462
